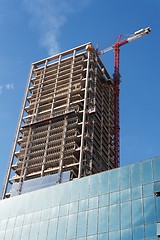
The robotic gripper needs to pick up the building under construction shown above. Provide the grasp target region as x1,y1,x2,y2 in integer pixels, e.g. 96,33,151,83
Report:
2,43,117,199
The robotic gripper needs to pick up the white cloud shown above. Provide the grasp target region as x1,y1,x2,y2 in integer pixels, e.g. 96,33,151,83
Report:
22,0,92,55
5,83,14,91
0,83,14,94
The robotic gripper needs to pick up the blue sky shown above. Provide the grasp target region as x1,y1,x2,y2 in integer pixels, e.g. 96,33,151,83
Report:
0,0,159,191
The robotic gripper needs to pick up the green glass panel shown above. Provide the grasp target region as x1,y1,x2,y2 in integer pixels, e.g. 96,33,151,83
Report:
132,199,143,227
59,204,69,216
141,160,153,184
47,218,58,240
145,223,156,238
119,166,130,190
56,216,67,239
153,158,160,181
133,226,144,240
131,186,142,200
99,171,109,195
12,227,22,240
67,214,77,239
89,197,98,210
131,163,141,187
88,209,98,235
38,220,49,240
32,211,41,223
121,202,131,229
77,212,87,237
144,196,156,224
50,206,59,219
109,204,120,231
41,208,50,221
89,174,99,197
21,225,30,240
79,199,88,212
29,222,39,239
99,194,109,207
69,202,78,214
98,207,108,233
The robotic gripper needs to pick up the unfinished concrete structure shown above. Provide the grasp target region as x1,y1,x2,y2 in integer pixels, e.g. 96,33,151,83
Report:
2,43,116,199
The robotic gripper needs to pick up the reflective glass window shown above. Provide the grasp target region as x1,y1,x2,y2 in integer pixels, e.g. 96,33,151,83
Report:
143,183,153,197
99,194,109,207
109,169,119,192
87,235,97,240
32,211,41,223
79,177,89,200
60,183,70,205
119,166,130,190
88,209,98,236
4,229,14,240
133,226,144,240
7,216,16,229
50,206,59,219
153,158,160,181
67,214,77,239
77,212,87,238
144,196,156,224
98,232,108,240
131,163,141,187
132,199,143,227
121,228,132,240
23,213,32,225
41,186,55,209
0,199,12,220
9,197,19,217
110,192,119,205
141,160,153,184
131,186,142,200
59,204,69,216
109,204,120,231
29,191,44,212
120,189,131,202
145,223,156,238
47,185,60,207
0,231,5,240
98,207,108,233
79,199,88,212
12,227,22,240
89,196,98,210
69,202,78,215
99,172,109,195
156,197,160,222
109,230,120,240
0,219,8,231
121,202,131,229
70,180,79,202
29,222,39,240
89,174,99,197
56,216,67,240
47,218,58,240
41,208,50,221
38,220,49,240
21,224,30,240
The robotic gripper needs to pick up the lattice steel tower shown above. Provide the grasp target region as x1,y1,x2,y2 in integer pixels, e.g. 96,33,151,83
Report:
2,43,116,199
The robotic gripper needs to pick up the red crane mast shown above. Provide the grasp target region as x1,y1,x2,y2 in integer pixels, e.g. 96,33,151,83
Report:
99,27,151,167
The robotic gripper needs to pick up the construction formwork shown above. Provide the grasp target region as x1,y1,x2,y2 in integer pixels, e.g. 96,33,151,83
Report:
2,43,116,199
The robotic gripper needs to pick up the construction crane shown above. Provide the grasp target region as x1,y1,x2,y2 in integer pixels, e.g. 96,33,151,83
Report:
86,26,151,168
100,26,151,168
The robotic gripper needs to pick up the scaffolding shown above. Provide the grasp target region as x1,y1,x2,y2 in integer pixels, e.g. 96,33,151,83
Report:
2,43,116,199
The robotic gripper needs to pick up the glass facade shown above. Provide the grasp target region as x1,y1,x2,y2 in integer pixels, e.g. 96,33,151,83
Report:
0,157,160,239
